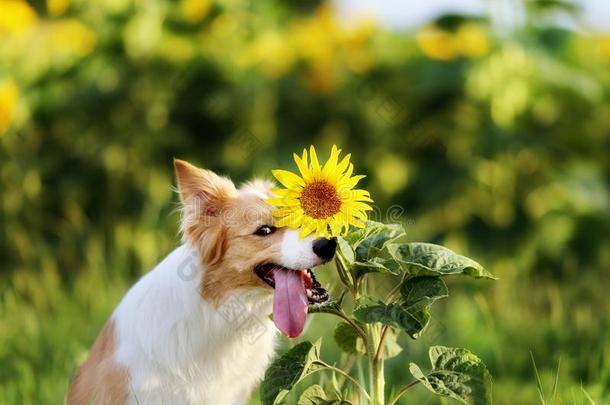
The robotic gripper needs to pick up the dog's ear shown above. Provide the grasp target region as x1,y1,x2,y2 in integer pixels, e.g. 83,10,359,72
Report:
174,160,236,264
174,159,237,217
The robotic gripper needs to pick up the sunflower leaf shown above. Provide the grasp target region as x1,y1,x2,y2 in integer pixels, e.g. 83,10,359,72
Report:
353,257,401,276
334,321,366,355
387,243,495,279
401,276,449,306
353,277,448,339
260,341,321,405
297,385,339,405
380,327,404,359
409,346,493,405
308,296,344,314
345,220,405,255
353,298,431,339
337,237,355,264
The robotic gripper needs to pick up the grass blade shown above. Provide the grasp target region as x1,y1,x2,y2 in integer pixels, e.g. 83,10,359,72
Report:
530,351,546,405
551,357,561,404
580,384,597,405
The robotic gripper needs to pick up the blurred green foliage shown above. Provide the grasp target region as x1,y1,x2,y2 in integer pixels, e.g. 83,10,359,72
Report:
1,0,609,403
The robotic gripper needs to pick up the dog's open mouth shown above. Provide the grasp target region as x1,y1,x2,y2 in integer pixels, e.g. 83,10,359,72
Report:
255,264,329,338
255,264,329,304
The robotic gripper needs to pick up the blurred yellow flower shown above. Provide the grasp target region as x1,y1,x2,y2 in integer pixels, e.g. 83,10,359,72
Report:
290,4,374,91
48,19,96,56
0,0,38,35
181,0,212,24
456,24,489,58
417,23,489,61
291,5,336,68
47,0,70,17
240,30,295,77
595,36,610,61
0,80,19,136
268,145,373,239
241,4,374,90
158,34,195,62
416,24,458,61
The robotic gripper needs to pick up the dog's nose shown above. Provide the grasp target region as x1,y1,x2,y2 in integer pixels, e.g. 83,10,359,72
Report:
312,237,337,262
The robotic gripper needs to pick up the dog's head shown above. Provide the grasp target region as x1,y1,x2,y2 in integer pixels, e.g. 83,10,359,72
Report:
174,159,333,337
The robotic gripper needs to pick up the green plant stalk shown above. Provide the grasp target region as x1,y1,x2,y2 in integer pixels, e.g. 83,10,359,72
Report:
335,253,357,297
367,324,385,405
311,360,371,401
352,272,385,405
337,253,386,404
334,254,384,403
387,380,420,405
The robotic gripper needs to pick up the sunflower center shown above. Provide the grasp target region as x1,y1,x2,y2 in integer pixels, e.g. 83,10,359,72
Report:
300,181,342,219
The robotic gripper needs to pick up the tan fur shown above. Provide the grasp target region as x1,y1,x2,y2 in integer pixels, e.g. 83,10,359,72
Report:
67,320,128,405
200,194,288,305
174,160,285,306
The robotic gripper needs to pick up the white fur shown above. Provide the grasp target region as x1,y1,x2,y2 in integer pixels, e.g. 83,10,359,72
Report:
112,244,276,405
280,229,323,270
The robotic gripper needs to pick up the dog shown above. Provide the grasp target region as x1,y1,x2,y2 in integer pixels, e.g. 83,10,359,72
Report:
67,159,335,405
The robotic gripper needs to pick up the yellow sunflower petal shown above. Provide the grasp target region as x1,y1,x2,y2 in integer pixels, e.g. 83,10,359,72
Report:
266,197,300,207
276,212,304,228
343,201,374,212
343,174,366,188
329,216,343,236
329,153,351,182
315,219,328,238
299,218,317,239
351,219,366,228
293,151,312,182
333,211,364,231
322,144,341,177
272,207,298,217
272,169,305,189
344,163,354,179
309,145,321,178
341,211,366,227
352,210,368,219
271,188,301,198
346,189,373,202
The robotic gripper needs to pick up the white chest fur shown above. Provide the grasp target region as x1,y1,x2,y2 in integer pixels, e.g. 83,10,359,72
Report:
112,245,277,405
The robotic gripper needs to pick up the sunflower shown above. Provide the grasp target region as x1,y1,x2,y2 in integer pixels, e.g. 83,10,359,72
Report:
268,145,373,239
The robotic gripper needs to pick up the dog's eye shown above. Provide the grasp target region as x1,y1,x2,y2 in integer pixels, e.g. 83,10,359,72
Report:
254,225,276,236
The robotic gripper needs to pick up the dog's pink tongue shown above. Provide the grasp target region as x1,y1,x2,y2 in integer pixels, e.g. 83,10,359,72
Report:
272,268,308,338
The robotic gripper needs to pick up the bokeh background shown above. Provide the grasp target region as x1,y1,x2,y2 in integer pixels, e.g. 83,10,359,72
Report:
1,0,609,403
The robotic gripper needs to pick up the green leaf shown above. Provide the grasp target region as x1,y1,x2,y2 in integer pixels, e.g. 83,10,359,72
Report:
409,346,493,405
401,276,449,306
308,297,343,314
354,278,448,339
387,243,495,279
260,341,320,405
333,321,366,355
380,327,403,359
297,385,339,405
340,221,406,278
343,220,389,247
353,256,401,276
337,237,355,264
345,221,405,260
353,296,429,339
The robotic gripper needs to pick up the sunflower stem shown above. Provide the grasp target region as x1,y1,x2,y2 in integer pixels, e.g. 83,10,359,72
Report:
335,254,357,296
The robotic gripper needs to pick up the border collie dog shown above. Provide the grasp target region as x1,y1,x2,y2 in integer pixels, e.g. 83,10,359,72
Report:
68,160,334,405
